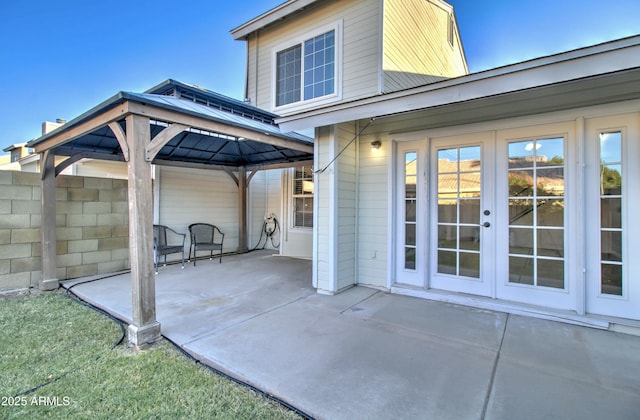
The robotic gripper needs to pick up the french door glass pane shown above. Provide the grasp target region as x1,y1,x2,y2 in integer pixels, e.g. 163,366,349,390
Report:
436,145,482,277
537,199,564,226
509,256,534,285
537,229,564,257
600,231,622,261
438,200,456,223
405,200,416,222
509,228,533,255
460,199,480,224
600,198,621,229
537,259,564,288
438,251,457,275
536,168,564,195
405,248,416,270
599,131,623,296
509,199,534,226
509,170,534,196
438,225,457,248
507,137,565,289
601,264,622,295
536,138,565,166
459,226,480,251
601,165,622,195
459,252,480,278
600,132,622,162
405,224,416,246
404,152,417,270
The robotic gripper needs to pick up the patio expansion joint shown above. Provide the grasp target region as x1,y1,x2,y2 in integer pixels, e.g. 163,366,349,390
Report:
338,290,383,315
180,294,312,347
480,312,509,420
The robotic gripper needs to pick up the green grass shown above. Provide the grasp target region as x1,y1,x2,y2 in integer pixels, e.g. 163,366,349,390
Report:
0,290,302,419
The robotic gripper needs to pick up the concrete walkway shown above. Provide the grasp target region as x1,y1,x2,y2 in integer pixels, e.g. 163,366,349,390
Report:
63,251,640,420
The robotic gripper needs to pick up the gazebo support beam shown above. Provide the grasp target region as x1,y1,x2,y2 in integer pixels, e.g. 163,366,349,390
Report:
125,114,161,347
39,150,59,290
238,167,248,254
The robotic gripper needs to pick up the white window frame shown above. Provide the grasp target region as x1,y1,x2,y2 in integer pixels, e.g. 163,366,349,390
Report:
271,20,343,113
290,166,314,230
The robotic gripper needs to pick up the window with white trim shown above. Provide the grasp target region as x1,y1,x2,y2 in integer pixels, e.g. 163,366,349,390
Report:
293,166,313,228
274,23,340,109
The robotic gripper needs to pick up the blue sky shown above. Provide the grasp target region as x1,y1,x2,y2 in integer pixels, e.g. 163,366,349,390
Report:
1,0,638,144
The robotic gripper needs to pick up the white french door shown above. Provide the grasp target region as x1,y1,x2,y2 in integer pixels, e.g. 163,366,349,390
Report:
429,133,494,296
395,141,427,287
494,128,575,310
395,127,578,309
585,114,640,319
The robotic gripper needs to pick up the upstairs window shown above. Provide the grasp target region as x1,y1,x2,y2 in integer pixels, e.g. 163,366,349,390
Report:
274,22,341,109
276,45,302,106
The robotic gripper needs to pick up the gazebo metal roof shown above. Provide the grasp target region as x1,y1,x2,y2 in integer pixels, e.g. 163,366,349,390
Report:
27,79,313,170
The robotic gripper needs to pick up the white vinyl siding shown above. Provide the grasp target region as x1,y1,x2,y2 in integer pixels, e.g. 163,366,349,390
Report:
73,160,128,179
315,122,389,292
315,126,333,291
335,123,357,291
357,131,389,288
157,166,239,254
248,169,282,251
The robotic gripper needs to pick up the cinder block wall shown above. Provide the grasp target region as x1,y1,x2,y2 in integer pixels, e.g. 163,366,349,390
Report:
0,171,129,291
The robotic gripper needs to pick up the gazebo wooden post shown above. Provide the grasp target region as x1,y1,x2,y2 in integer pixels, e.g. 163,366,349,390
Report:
125,113,161,347
237,167,249,253
39,150,59,290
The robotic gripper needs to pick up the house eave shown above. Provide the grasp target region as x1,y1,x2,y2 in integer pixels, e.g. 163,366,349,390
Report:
230,0,322,40
276,35,640,131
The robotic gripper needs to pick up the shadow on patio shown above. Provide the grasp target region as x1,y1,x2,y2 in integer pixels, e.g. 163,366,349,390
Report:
63,250,314,344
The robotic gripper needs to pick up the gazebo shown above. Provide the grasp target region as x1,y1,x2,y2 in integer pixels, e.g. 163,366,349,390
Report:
26,80,314,346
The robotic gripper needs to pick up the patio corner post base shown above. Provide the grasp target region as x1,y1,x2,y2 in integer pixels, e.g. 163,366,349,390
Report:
127,321,161,348
39,278,60,291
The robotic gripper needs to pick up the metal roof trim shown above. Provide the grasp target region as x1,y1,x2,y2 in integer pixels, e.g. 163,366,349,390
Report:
26,89,312,150
125,92,312,146
145,79,279,121
26,92,129,148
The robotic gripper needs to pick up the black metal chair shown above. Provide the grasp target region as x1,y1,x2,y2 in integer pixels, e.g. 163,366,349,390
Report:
153,224,186,274
188,223,225,265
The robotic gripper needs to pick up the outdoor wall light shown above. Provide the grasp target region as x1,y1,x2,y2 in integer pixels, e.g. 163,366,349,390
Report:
371,140,382,152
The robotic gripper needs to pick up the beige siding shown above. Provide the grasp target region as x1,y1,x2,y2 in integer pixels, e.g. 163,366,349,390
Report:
245,0,381,114
157,166,239,255
382,0,467,92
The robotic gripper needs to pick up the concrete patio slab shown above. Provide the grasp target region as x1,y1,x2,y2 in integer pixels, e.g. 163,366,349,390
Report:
187,295,497,419
63,251,640,420
485,315,640,419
